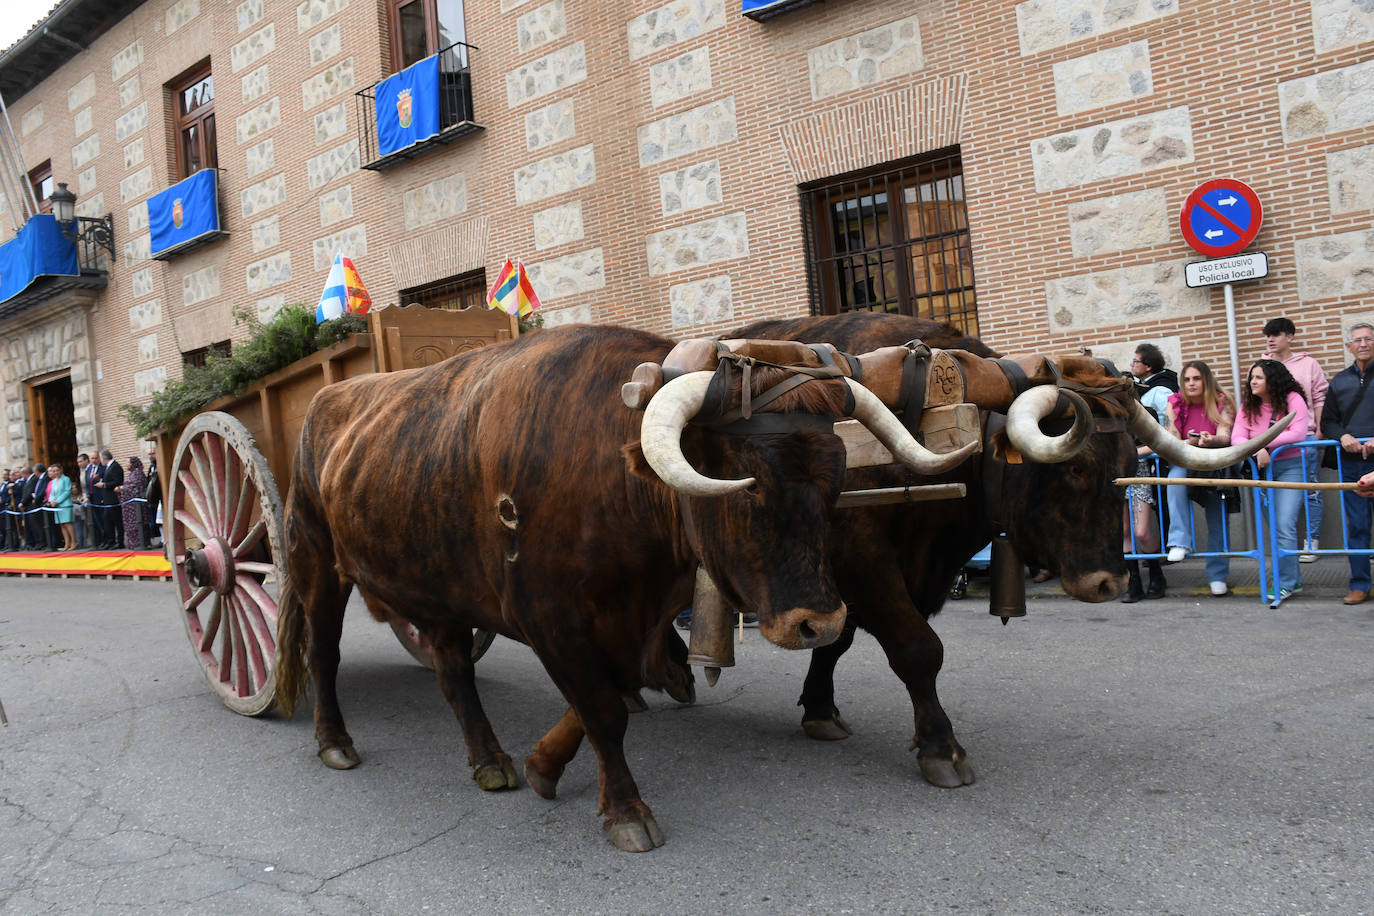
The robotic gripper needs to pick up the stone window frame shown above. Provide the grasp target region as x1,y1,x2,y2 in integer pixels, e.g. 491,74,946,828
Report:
385,0,468,72
399,268,486,311
169,60,217,180
801,146,979,336
28,160,53,214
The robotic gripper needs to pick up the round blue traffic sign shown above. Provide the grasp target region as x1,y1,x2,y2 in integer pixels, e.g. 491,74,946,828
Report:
1179,179,1263,257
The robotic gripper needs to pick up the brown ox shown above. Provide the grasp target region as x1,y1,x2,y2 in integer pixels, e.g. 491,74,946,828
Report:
273,324,973,851
717,312,1286,787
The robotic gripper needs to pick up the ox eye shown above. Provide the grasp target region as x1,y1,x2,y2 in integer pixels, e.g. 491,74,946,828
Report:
744,481,762,499
1068,464,1086,478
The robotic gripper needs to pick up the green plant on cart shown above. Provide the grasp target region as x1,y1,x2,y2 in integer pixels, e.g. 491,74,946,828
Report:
118,303,367,438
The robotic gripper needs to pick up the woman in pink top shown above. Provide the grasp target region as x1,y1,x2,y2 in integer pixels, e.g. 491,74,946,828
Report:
1163,360,1236,594
1233,359,1310,604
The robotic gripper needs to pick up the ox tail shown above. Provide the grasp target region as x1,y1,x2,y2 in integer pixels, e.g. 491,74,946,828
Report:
274,575,309,719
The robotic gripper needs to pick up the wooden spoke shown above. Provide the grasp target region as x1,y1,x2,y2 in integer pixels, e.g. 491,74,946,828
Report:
202,594,222,655
231,594,269,693
172,508,212,545
184,585,212,613
188,440,220,529
235,584,277,659
228,473,255,547
224,448,243,544
237,576,280,629
236,560,275,576
177,469,214,538
207,436,228,530
232,520,267,559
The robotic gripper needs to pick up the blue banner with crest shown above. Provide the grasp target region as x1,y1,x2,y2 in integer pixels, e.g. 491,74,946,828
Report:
148,168,220,258
0,214,79,304
376,54,441,156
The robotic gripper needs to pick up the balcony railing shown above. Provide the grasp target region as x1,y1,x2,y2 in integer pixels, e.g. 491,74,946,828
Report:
0,213,110,320
356,41,483,171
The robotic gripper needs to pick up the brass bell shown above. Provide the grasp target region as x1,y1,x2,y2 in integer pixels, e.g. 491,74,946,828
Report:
988,532,1027,624
686,566,734,686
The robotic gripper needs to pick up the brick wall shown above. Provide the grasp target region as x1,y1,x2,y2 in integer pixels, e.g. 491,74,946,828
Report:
2,0,1373,466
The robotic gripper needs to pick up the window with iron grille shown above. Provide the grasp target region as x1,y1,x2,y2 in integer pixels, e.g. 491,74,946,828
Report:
399,270,486,311
182,340,231,369
387,0,467,71
802,148,978,336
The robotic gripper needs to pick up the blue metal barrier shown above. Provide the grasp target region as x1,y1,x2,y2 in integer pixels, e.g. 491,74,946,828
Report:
1127,438,1374,608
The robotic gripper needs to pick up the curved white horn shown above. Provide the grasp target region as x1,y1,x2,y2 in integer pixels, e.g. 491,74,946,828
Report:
639,371,755,497
844,378,979,475
1129,400,1296,470
1005,387,1093,463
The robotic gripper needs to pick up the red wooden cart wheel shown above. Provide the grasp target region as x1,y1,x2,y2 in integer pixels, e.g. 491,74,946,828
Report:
169,412,285,716
389,622,496,668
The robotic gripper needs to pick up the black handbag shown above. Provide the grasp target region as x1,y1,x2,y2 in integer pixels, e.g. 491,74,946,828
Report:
1188,464,1243,513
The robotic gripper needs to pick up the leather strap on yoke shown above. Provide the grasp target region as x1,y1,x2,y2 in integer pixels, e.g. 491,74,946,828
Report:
698,343,852,435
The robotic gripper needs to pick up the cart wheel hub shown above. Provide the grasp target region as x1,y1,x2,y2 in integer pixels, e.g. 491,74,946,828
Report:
186,537,236,595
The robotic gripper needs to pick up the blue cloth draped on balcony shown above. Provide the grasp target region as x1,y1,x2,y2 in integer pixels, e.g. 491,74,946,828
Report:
0,214,79,304
376,54,441,156
148,169,221,258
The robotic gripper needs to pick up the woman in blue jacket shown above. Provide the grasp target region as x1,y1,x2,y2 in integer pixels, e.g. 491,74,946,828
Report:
44,464,76,551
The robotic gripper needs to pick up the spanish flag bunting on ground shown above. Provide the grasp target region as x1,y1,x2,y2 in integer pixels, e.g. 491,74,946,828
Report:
486,257,543,318
315,253,373,323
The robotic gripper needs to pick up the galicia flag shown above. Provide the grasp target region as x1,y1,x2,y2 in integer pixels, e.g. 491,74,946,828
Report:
148,168,221,258
316,253,373,323
376,54,441,157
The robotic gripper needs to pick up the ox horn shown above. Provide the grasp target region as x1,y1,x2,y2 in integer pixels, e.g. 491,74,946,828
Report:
1005,386,1093,463
640,371,756,497
1128,400,1296,470
844,378,979,474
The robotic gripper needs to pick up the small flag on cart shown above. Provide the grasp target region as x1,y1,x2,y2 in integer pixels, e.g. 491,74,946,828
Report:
486,258,542,318
316,253,373,323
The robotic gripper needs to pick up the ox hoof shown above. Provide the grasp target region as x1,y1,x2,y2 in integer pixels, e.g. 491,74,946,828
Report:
604,814,665,853
319,745,361,770
802,712,853,741
664,679,695,705
623,691,649,713
472,755,519,791
919,755,976,788
523,758,562,800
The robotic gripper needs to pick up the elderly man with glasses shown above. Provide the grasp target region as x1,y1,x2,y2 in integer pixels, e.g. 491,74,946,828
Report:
1321,323,1374,605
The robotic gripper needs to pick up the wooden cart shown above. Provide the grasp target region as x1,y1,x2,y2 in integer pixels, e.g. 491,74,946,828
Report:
155,305,517,715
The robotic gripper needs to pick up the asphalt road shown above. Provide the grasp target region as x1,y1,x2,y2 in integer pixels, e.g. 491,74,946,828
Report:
2,577,1372,914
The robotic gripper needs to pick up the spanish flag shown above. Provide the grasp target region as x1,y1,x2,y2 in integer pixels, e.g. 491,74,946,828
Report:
486,258,543,318
316,253,373,323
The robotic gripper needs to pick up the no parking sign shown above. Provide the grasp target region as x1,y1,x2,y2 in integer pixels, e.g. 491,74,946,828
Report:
1179,178,1263,257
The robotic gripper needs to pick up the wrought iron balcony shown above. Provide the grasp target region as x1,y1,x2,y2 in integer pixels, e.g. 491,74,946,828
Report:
0,211,110,321
356,41,483,171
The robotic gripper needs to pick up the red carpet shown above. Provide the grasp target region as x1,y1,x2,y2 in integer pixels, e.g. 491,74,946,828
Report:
0,548,171,579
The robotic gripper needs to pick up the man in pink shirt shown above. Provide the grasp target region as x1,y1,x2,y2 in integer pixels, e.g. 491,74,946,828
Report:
1261,317,1329,560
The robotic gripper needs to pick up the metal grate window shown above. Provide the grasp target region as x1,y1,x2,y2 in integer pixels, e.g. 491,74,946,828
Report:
182,340,231,369
399,269,486,311
802,148,978,336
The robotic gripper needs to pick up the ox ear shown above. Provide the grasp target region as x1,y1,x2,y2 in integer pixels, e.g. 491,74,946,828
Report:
988,428,1024,465
623,440,664,483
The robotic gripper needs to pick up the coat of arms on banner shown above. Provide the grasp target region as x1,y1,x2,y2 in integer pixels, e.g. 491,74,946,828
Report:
397,89,413,129
172,198,184,229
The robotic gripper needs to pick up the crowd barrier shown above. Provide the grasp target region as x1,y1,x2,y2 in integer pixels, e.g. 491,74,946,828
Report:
0,496,155,552
1125,436,1371,607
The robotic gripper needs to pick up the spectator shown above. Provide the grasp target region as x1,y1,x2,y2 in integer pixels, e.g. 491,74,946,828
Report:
144,451,161,548
1321,323,1374,605
73,453,93,549
0,469,12,550
1163,360,1237,595
1260,317,1328,561
1122,343,1174,603
23,462,51,551
1233,359,1310,605
93,450,124,549
45,463,76,551
7,465,30,549
121,457,148,550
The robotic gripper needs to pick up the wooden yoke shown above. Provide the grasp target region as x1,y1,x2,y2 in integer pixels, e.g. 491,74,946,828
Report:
946,351,1061,411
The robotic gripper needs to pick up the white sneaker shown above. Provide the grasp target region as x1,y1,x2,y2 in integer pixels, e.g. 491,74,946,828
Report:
1167,546,1188,563
1299,539,1318,563
1209,580,1228,596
